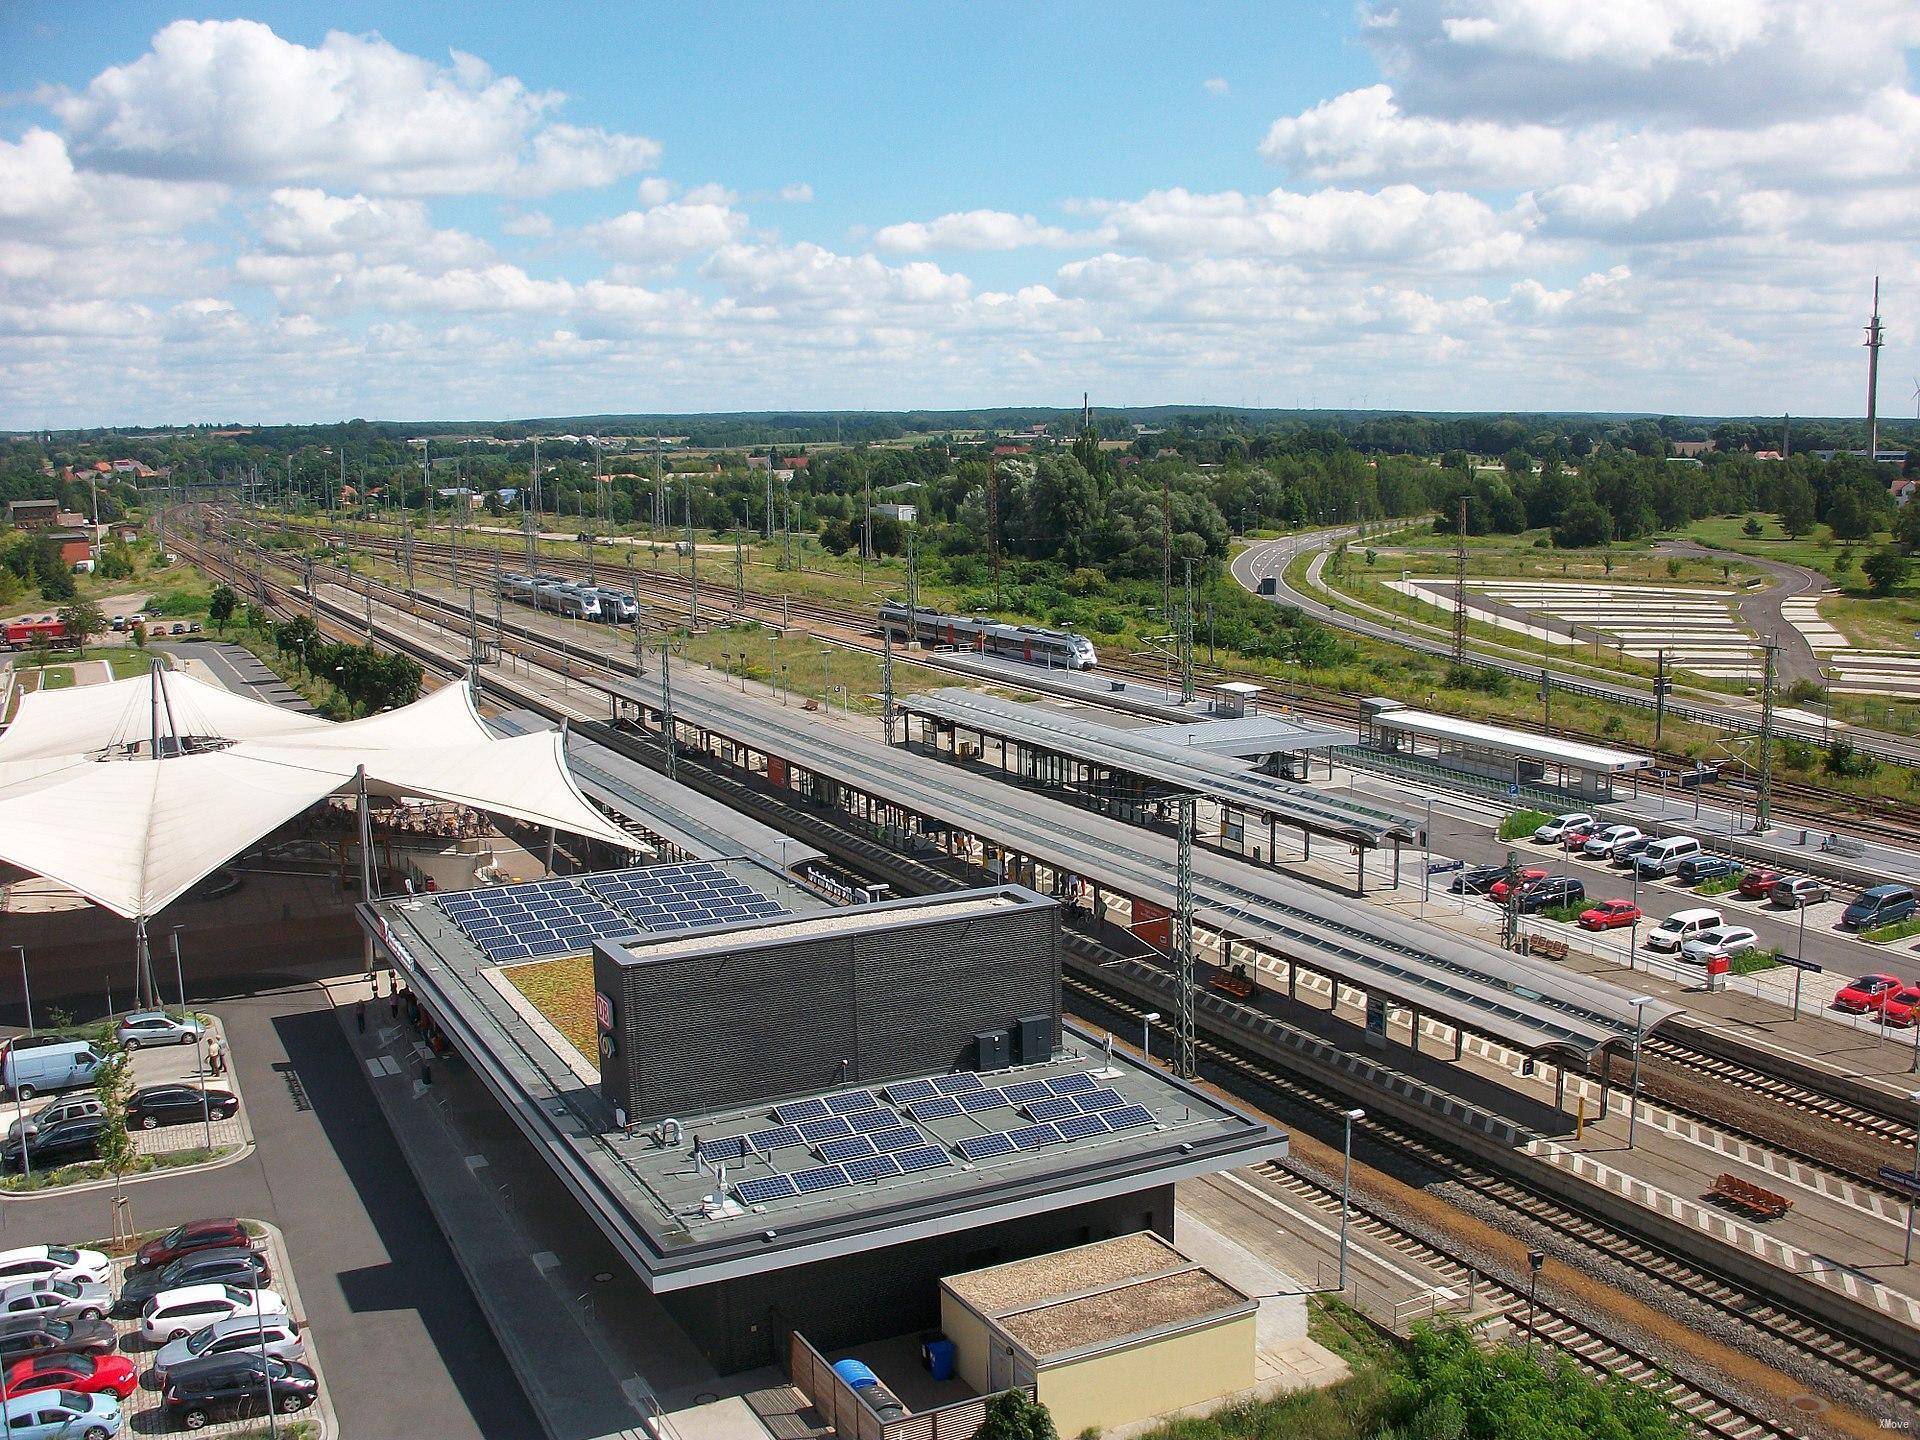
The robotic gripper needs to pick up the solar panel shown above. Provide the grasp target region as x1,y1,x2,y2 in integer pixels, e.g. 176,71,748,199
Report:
824,1090,881,1115
792,1164,848,1194
870,1125,923,1153
884,1080,939,1105
817,1135,878,1163
843,1154,904,1183
1103,1105,1154,1131
797,1116,854,1143
1048,1073,1098,1095
1022,1096,1079,1123
933,1073,985,1094
956,1133,1017,1163
744,1125,803,1152
1075,1088,1125,1112
581,861,793,936
1054,1112,1108,1141
896,1145,953,1174
1002,1080,1055,1106
441,874,641,961
1008,1123,1060,1151
958,1089,1007,1114
696,1136,748,1163
906,1096,963,1123
773,1098,831,1124
839,1108,891,1134
736,1174,797,1205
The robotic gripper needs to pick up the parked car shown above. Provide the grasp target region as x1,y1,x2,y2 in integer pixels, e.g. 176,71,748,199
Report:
0,1117,105,1170
0,1278,110,1325
162,1352,317,1429
170,623,186,635
5,1096,105,1144
127,1085,238,1131
1533,813,1594,844
4,1349,139,1400
1769,876,1831,909
2,1041,107,1100
0,1316,116,1364
121,1249,270,1309
1581,825,1642,858
1879,985,1920,1027
134,1219,252,1273
140,1285,286,1345
1449,864,1505,895
1737,869,1784,900
1681,925,1760,964
1578,899,1642,930
1518,877,1586,913
1635,836,1704,879
1645,907,1725,953
0,1388,120,1439
112,1010,204,1049
0,1249,110,1292
1489,867,1549,902
1841,884,1917,931
1677,854,1742,885
1611,835,1656,868
154,1313,305,1385
1833,973,1906,1014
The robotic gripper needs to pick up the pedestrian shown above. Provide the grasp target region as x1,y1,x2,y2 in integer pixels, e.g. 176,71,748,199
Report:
207,1036,226,1076
355,1002,366,1034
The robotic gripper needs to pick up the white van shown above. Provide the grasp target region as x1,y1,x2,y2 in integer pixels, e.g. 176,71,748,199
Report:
1645,907,1724,953
2,1040,107,1100
1634,836,1702,879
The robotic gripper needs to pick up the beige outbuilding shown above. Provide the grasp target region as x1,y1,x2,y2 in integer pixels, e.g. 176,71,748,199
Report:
939,1233,1259,1437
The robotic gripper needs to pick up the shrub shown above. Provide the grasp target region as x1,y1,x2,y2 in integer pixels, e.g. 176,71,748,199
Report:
1498,809,1553,840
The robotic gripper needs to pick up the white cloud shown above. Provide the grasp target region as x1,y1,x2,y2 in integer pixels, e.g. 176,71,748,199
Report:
1261,85,1567,185
873,210,1081,254
1204,77,1230,96
777,182,815,202
704,242,971,311
53,20,660,195
253,188,493,267
585,197,749,264
502,210,555,238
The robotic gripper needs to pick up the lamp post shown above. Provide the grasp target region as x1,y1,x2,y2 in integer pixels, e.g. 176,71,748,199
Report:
1338,1107,1365,1292
171,926,211,1151
1523,1249,1545,1355
1628,869,1641,968
1626,995,1653,1148
1141,1012,1161,1065
1905,1089,1920,1265
14,946,30,1035
1794,898,1810,1021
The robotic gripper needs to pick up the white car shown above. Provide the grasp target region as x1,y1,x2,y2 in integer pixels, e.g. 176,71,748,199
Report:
1533,812,1594,844
1681,925,1760,965
1644,907,1724,953
154,1312,305,1383
141,1283,286,1344
113,1010,204,1049
0,1245,111,1290
1581,824,1642,858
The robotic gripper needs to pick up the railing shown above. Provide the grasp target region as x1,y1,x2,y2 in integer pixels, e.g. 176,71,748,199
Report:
1313,1259,1461,1335
787,1331,1035,1440
1337,746,1579,810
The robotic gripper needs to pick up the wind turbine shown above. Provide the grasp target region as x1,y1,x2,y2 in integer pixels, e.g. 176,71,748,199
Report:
1912,377,1919,421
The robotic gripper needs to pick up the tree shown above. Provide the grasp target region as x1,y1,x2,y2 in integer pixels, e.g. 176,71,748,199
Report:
1552,500,1611,549
1777,478,1817,537
93,1052,139,1223
59,599,105,651
207,585,237,633
976,1389,1056,1440
1742,514,1764,538
1863,546,1911,596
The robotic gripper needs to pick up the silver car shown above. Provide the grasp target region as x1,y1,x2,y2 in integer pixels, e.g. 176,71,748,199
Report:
0,1276,111,1324
4,1094,105,1143
113,1010,204,1049
1769,876,1831,909
154,1312,305,1384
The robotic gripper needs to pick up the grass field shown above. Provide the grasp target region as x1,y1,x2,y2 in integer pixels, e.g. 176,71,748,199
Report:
1684,515,1891,586
1378,526,1754,587
503,953,598,1063
1816,593,1920,651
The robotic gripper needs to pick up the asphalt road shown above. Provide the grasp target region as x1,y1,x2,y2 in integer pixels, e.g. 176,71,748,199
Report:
0,984,539,1439
1655,538,1827,686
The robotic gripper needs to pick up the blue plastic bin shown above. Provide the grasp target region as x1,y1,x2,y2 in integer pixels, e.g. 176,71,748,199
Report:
923,1338,957,1382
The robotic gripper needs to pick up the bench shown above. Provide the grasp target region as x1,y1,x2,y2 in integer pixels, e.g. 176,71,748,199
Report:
1525,935,1570,962
1209,969,1256,1000
1707,1173,1792,1219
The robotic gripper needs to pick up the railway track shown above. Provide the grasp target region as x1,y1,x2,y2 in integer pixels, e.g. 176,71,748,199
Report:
171,517,1920,1436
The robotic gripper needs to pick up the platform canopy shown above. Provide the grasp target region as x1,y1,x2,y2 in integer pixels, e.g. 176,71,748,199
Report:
0,668,633,919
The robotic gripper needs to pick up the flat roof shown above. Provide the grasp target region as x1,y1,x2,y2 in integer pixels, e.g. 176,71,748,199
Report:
610,891,1019,966
1143,714,1347,758
361,883,1285,1293
903,690,1413,845
998,1270,1248,1359
946,1231,1179,1313
1372,708,1649,773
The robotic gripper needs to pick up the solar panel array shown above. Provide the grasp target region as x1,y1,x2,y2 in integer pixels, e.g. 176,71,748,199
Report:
439,861,791,962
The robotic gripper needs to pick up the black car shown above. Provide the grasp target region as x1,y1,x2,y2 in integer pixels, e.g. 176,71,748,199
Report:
1677,854,1742,884
163,1352,318,1428
0,1315,116,1362
1518,877,1586,913
127,1084,239,1131
0,1116,104,1168
120,1247,270,1308
1449,864,1505,895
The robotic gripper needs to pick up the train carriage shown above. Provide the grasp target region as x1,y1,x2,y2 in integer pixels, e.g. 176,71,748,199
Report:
878,602,1096,670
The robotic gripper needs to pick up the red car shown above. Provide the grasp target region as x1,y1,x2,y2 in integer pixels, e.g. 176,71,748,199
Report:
1879,986,1920,1027
1579,899,1642,930
133,1217,252,1272
1737,869,1783,900
1490,868,1548,902
1833,974,1906,1015
1559,826,1595,850
4,1349,138,1399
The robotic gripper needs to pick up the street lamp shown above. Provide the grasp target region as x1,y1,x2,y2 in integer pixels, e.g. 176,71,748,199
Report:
171,926,212,1151
1338,1107,1365,1292
1626,995,1653,1148
1524,1249,1545,1355
1141,1012,1161,1065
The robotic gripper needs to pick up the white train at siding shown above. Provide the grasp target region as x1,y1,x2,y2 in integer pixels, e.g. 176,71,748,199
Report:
878,602,1097,670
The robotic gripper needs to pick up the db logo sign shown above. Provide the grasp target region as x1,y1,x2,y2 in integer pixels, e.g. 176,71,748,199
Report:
594,991,615,1031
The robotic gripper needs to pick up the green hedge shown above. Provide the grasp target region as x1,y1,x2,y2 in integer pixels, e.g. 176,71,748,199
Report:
1498,808,1554,841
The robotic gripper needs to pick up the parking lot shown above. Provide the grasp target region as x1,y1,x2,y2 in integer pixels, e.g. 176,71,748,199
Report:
124,1019,248,1165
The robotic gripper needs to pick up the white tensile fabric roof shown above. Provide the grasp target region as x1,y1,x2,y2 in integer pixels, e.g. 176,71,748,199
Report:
0,669,633,920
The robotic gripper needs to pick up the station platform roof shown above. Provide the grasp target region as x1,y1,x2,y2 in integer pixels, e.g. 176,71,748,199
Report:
902,690,1415,848
1369,706,1648,774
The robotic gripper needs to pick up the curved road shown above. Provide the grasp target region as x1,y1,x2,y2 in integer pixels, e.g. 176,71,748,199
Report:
1230,531,1920,766
1653,539,1827,688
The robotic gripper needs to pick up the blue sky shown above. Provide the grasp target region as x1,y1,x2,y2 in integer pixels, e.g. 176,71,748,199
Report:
1,2,1916,425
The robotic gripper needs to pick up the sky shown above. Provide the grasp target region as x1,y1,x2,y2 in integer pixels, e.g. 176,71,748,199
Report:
1,0,1917,427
